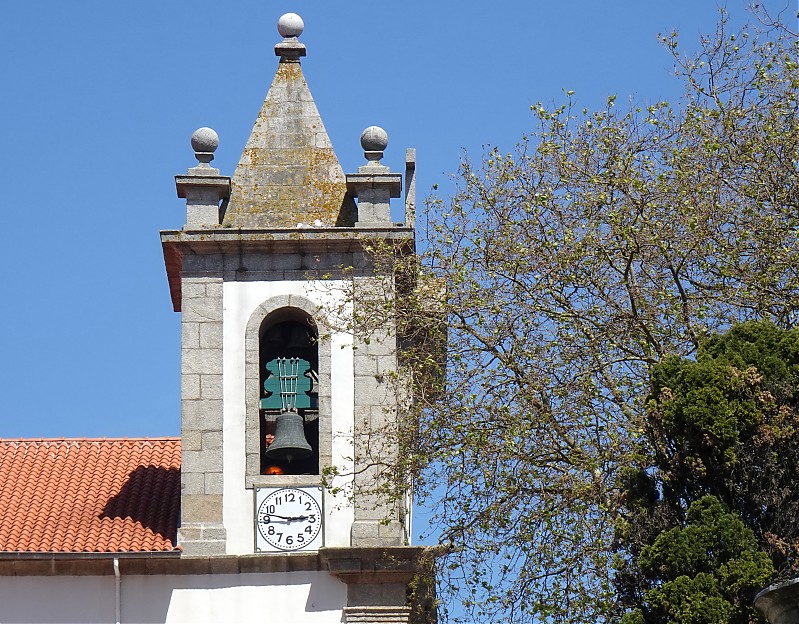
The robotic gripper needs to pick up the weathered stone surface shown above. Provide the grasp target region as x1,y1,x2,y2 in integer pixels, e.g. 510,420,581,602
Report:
182,347,222,375
343,606,411,623
181,471,205,495
201,525,228,541
182,399,223,430
181,323,200,348
181,429,202,451
204,471,224,495
181,496,223,523
201,430,223,450
181,281,211,299
200,373,223,399
348,583,407,608
404,148,416,228
222,60,352,228
354,354,379,376
181,253,225,275
177,531,226,558
199,323,223,349
182,449,222,474
176,526,202,542
182,298,223,323
181,373,200,398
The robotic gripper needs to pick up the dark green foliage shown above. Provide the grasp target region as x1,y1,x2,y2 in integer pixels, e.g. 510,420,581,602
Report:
618,322,799,622
622,497,774,624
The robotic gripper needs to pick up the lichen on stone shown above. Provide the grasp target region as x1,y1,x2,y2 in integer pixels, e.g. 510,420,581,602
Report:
222,61,350,229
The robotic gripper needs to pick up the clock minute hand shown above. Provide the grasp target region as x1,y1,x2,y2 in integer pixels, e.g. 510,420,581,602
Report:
267,514,309,522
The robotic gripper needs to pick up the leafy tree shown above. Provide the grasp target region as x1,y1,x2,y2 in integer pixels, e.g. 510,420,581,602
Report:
335,9,799,623
621,496,774,624
617,321,799,623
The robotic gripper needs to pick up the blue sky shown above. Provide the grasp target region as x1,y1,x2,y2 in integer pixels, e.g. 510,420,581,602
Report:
0,0,791,441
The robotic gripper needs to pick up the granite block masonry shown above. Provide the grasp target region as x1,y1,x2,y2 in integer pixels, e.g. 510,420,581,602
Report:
161,12,435,624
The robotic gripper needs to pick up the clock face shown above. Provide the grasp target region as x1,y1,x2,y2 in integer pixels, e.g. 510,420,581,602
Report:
256,487,323,552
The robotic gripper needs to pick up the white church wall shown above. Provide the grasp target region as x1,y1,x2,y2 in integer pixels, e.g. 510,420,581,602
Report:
0,571,346,624
223,280,355,555
0,576,114,623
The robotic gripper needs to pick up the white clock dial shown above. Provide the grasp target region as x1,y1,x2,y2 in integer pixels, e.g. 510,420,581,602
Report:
256,487,323,551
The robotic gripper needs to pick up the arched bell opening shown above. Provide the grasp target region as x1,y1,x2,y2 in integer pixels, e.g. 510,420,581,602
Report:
258,309,320,476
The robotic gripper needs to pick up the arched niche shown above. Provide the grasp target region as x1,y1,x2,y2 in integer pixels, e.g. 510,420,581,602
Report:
244,295,332,488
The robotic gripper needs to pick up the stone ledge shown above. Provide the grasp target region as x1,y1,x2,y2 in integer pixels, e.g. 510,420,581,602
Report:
175,175,231,199
320,546,431,585
343,606,412,623
161,228,414,312
346,173,402,198
246,474,323,490
0,552,328,576
161,227,413,252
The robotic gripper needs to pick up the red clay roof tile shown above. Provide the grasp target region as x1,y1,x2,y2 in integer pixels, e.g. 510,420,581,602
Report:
0,438,180,553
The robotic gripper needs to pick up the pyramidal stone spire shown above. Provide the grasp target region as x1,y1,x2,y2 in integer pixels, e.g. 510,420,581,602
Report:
222,13,355,228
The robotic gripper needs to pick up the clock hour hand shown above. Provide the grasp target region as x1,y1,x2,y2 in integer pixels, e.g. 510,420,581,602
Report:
265,513,309,523
281,515,310,522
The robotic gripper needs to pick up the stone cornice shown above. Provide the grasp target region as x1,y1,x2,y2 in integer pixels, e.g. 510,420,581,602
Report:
0,548,436,580
320,546,432,585
160,227,415,312
0,552,318,576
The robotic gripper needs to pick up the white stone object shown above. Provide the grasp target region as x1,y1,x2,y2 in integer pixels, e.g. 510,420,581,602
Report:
360,126,388,153
191,127,219,154
278,13,304,38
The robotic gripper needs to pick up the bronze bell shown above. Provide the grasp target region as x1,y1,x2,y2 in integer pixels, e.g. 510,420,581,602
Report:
265,410,313,463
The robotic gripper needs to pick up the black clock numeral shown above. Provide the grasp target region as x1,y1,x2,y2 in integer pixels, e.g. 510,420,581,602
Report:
266,504,275,514
308,515,316,523
304,525,313,534
267,526,275,535
305,502,312,511
297,534,305,543
276,532,283,542
286,492,295,502
286,536,294,546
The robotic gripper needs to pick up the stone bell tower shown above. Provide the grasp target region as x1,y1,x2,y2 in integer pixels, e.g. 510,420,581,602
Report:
161,13,431,624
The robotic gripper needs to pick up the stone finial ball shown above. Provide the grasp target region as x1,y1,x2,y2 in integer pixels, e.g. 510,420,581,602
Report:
191,127,219,153
360,126,389,152
278,13,304,38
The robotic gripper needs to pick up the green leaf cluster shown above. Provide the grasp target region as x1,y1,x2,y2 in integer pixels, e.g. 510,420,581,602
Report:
618,322,799,623
621,496,774,624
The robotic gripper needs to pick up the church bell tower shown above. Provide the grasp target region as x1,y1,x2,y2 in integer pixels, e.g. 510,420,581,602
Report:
161,13,430,624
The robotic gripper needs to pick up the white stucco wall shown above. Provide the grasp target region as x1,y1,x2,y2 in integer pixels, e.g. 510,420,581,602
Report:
0,576,114,623
0,571,346,624
223,280,355,555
